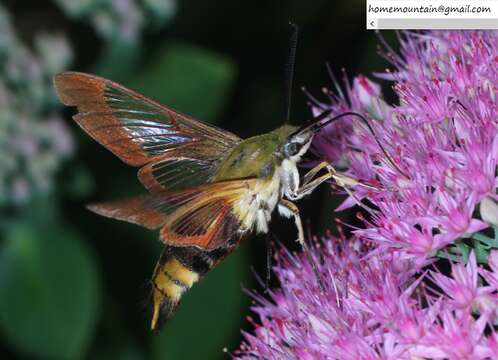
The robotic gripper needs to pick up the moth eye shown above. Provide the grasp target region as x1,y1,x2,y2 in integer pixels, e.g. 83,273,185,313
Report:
283,142,300,157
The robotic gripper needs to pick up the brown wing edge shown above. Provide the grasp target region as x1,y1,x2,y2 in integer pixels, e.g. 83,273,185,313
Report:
86,195,167,230
54,72,162,166
53,71,173,115
54,72,103,109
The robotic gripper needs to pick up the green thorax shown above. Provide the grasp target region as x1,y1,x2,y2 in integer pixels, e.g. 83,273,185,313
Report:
212,124,298,182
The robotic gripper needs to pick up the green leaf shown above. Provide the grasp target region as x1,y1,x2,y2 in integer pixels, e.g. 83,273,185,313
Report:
151,242,252,360
455,242,471,262
434,249,462,262
472,239,489,264
0,223,100,359
129,42,236,122
470,237,492,264
472,232,498,248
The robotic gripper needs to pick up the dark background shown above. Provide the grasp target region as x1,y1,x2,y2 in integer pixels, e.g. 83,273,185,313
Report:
0,1,391,359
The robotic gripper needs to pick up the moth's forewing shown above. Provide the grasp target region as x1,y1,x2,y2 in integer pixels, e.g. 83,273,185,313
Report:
53,72,241,193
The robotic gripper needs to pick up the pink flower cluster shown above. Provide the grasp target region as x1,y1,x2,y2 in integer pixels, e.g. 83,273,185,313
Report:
237,31,498,359
311,31,498,263
237,242,498,359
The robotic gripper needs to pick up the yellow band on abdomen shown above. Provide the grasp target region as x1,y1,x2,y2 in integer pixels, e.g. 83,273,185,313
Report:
150,255,200,330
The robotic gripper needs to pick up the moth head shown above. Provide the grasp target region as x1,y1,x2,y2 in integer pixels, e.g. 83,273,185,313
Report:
271,124,313,162
274,110,367,162
281,130,314,160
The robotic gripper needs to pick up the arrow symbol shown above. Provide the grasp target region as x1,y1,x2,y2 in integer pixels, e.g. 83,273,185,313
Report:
370,21,375,27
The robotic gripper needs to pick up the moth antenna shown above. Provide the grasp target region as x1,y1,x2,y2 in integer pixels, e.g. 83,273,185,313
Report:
284,21,299,123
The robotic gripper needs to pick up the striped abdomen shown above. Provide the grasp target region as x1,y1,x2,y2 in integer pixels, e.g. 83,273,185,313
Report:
150,243,237,330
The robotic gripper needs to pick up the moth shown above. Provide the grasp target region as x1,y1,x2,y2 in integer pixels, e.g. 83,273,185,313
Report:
53,71,366,330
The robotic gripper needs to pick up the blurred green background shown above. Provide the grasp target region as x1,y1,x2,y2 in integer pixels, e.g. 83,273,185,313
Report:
0,1,387,359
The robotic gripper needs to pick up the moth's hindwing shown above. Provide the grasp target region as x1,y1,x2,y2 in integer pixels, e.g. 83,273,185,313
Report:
88,179,255,250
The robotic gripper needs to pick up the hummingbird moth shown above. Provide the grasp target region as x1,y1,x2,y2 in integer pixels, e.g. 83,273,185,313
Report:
53,70,370,330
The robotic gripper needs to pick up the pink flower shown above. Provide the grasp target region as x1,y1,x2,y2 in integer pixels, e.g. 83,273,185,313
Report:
311,31,497,264
236,239,498,359
430,252,495,312
238,30,498,360
424,310,491,359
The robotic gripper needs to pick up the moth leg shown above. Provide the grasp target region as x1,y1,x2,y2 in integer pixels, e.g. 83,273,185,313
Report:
326,164,377,212
278,199,305,245
301,161,330,187
304,161,378,194
325,163,377,191
283,162,332,201
303,161,377,191
292,172,333,200
278,199,325,291
292,162,377,211
294,161,362,200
